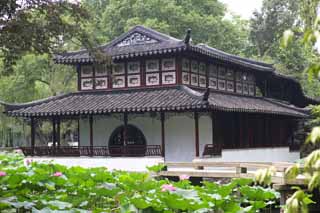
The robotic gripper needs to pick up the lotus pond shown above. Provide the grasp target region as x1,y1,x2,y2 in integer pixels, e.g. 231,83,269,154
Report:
0,152,280,212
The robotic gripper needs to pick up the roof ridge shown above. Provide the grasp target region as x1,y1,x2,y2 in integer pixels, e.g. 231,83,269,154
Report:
105,25,182,49
263,97,309,114
196,43,273,68
179,85,208,103
0,92,75,111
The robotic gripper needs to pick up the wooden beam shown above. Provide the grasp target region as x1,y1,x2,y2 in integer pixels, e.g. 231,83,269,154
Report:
89,115,93,156
194,112,199,157
161,112,165,157
30,117,35,156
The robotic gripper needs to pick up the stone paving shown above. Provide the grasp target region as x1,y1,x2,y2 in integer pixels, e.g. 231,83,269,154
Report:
29,157,164,172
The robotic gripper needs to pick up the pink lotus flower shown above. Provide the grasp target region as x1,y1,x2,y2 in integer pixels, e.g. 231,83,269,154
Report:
179,174,190,181
24,159,33,166
53,172,63,177
161,184,176,192
0,171,7,177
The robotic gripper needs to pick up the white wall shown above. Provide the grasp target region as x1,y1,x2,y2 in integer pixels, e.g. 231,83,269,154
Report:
79,114,161,147
200,147,299,163
78,114,299,163
165,113,195,162
79,118,90,146
93,115,122,146
79,113,212,162
129,114,161,146
199,115,212,157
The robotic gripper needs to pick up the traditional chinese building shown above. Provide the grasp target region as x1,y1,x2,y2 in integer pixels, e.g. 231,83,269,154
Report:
2,26,318,162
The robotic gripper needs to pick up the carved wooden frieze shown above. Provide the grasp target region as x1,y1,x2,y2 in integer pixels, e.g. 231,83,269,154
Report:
116,33,158,47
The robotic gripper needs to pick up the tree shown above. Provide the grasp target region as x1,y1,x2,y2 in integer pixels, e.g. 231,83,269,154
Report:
249,0,300,58
249,0,320,98
0,0,92,74
82,0,251,55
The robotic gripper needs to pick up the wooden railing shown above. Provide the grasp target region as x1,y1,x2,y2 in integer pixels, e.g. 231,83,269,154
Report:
202,144,222,156
202,143,301,157
159,161,305,185
20,145,162,157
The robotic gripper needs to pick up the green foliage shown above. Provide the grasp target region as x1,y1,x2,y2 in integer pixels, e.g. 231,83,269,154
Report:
82,0,250,55
0,0,94,73
254,167,276,186
0,152,279,212
146,163,167,173
284,189,315,213
250,0,320,98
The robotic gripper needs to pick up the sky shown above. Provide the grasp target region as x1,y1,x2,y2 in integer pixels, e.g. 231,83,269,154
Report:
220,0,263,19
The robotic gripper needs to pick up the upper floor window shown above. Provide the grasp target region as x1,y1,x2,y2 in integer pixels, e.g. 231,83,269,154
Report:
161,58,176,85
182,58,207,88
236,71,255,95
127,61,141,87
146,59,160,86
80,66,94,90
112,63,125,88
95,64,108,90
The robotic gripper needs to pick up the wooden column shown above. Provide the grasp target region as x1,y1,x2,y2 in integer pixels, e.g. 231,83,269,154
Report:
30,117,35,156
78,118,80,148
211,112,214,145
160,112,165,157
123,113,128,149
89,115,93,156
52,118,56,152
57,118,61,148
194,112,199,157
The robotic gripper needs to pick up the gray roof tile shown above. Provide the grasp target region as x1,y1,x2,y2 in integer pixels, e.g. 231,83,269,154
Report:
3,86,308,118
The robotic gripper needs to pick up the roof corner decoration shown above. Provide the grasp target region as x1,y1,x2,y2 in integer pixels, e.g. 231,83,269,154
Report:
184,28,192,45
202,88,210,102
115,32,159,47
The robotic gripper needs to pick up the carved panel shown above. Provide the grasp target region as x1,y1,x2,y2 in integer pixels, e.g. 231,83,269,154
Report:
209,77,217,89
162,58,175,71
146,60,159,72
162,72,176,84
81,78,93,90
191,60,198,73
81,65,93,77
199,75,207,87
182,72,190,84
127,61,140,74
128,75,141,87
113,63,125,75
95,77,108,89
191,74,198,86
199,62,206,75
116,32,158,47
146,73,160,86
112,76,125,88
182,58,190,71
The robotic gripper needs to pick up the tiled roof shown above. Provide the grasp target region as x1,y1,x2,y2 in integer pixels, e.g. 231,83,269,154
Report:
54,25,273,72
2,86,308,118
